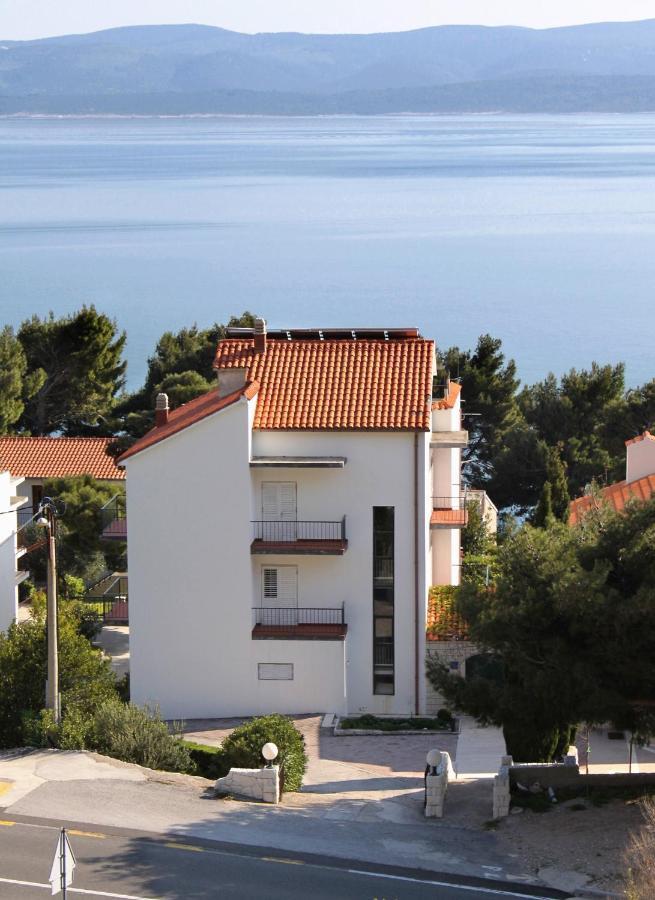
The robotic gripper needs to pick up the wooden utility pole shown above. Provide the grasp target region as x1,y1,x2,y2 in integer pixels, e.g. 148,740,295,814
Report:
44,502,60,722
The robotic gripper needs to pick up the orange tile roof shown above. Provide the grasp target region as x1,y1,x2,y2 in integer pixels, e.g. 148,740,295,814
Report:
213,338,434,431
432,381,461,410
426,586,469,641
118,382,259,464
625,430,655,446
0,436,124,481
569,474,655,525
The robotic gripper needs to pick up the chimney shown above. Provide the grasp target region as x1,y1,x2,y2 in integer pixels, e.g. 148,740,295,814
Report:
217,366,248,398
254,317,267,355
155,392,169,427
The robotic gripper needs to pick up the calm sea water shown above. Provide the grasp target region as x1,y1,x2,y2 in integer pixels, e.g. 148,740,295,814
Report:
1,114,654,390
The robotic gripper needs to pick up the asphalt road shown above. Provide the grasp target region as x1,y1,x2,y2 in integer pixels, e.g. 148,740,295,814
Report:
0,816,568,900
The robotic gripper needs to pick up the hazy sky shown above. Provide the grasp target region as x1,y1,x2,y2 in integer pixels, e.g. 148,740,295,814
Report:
1,0,653,41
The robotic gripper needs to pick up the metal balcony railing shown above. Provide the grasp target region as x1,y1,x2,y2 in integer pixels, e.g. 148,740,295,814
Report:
252,605,345,627
251,518,346,543
431,494,470,527
374,642,395,667
100,494,127,540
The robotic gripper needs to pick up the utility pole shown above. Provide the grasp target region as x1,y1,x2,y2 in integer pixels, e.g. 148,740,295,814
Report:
39,500,60,723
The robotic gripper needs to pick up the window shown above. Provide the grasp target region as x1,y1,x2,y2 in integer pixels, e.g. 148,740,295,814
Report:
373,506,394,695
258,663,294,681
261,566,298,607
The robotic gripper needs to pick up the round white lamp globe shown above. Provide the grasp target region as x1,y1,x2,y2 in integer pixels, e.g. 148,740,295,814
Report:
426,749,441,769
262,742,279,764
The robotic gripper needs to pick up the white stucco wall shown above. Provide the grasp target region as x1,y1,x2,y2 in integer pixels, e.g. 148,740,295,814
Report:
626,437,655,484
124,395,462,718
0,472,23,632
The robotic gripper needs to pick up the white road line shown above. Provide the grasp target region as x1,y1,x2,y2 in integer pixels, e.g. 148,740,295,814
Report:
347,869,554,899
0,876,161,900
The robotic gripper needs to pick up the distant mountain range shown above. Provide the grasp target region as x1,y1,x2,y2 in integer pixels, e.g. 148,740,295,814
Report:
3,20,655,114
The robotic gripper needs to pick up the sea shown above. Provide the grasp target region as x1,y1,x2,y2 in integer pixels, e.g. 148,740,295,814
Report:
1,113,654,391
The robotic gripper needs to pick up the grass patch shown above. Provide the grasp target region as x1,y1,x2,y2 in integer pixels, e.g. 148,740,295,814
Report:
339,713,454,732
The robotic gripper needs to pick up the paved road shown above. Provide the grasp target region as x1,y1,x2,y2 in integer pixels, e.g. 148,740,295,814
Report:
0,816,566,900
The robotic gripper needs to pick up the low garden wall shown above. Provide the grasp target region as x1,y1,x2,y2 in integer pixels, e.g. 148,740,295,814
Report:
214,765,279,804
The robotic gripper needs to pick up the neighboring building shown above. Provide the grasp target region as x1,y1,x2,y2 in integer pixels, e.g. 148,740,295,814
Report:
467,489,498,536
0,470,31,631
0,436,124,514
569,430,655,525
119,321,468,719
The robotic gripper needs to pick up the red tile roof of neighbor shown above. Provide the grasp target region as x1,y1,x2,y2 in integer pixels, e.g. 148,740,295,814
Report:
117,382,259,464
569,474,655,525
0,436,124,480
625,430,655,446
213,337,434,431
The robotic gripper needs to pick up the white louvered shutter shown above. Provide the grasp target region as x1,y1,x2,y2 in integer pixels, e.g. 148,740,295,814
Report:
262,482,296,520
262,566,297,608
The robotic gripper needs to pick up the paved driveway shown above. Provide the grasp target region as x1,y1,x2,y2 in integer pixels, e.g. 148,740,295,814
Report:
183,715,458,801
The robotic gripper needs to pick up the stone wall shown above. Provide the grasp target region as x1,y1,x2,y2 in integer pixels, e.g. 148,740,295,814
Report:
425,751,455,818
425,641,478,714
214,766,279,804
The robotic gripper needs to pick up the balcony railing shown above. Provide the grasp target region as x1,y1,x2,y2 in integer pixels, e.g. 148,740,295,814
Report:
251,605,347,640
253,606,345,627
431,494,469,528
16,507,46,556
374,642,394,667
100,494,127,540
250,518,348,554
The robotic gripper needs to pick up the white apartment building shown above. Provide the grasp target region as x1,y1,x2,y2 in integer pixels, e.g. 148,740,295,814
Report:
119,322,468,719
0,470,31,632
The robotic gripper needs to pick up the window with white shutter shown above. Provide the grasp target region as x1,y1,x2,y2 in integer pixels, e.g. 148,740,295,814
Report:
262,565,298,607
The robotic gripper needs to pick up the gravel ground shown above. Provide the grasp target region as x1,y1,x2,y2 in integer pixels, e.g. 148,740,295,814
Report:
495,794,644,895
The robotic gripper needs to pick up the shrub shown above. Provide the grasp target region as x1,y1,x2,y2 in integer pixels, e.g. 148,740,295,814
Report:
626,796,655,899
220,714,307,793
0,605,117,748
89,700,192,772
437,708,454,726
23,705,94,751
184,741,228,780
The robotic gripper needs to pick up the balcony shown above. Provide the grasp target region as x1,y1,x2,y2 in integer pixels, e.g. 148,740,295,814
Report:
431,495,469,529
100,494,127,541
16,507,46,559
252,605,347,640
250,518,347,555
430,430,469,449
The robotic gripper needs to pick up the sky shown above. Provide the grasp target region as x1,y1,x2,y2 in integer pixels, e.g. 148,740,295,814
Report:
0,0,654,41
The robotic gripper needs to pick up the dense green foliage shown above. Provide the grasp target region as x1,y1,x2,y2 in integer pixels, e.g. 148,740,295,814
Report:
0,326,44,432
338,713,454,732
17,307,126,435
0,598,118,748
219,714,307,793
183,741,228,780
438,335,655,514
426,497,655,761
89,701,192,771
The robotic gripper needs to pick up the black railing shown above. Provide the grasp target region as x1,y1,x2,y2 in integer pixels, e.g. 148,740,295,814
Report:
374,642,394,666
100,493,127,539
253,606,345,627
251,518,346,542
81,596,129,625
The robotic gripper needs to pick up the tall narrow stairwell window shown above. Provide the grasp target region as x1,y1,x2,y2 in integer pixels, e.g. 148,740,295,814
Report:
373,506,394,695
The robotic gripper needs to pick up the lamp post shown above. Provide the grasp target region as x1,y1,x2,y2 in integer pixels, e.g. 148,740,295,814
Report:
262,742,278,768
37,499,60,723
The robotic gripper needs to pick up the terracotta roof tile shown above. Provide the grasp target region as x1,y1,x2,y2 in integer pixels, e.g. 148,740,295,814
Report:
213,338,434,431
625,430,655,446
118,382,258,464
432,381,461,410
426,586,469,641
569,474,655,525
0,436,124,481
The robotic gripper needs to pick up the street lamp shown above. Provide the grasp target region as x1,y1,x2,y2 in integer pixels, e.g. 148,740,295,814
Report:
262,742,279,768
37,498,60,723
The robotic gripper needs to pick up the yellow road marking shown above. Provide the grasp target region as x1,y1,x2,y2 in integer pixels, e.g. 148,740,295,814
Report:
164,842,205,852
262,857,303,865
0,820,15,827
68,829,106,839
0,784,13,798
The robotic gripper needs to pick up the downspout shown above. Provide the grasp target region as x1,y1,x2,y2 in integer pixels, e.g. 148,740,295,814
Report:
414,432,420,716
